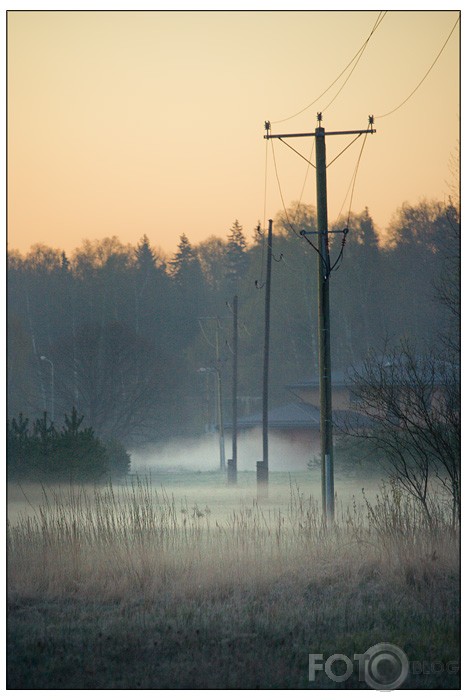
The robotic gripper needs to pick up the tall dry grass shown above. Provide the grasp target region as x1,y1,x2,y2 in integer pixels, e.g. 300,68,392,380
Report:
7,477,458,604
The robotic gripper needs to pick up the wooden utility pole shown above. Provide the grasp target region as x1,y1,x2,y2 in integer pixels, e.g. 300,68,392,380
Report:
257,219,273,497
315,126,334,521
228,295,238,484
264,116,375,523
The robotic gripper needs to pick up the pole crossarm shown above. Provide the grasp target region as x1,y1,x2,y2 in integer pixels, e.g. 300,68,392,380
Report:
264,128,376,139
300,228,349,236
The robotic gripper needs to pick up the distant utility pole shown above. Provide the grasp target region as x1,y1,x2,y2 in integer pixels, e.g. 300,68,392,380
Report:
199,316,226,471
228,295,238,484
256,219,273,498
40,355,55,423
215,318,226,472
264,115,375,523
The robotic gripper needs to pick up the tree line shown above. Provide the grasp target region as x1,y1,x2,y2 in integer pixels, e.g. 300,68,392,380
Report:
7,199,458,448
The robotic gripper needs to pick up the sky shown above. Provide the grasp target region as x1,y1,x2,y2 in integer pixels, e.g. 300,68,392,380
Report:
7,9,460,257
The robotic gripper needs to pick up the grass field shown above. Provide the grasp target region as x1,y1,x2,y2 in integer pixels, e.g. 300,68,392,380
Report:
7,470,460,689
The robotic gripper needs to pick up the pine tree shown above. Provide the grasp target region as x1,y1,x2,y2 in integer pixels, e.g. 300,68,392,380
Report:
170,233,199,285
7,413,30,478
226,219,248,287
135,235,156,273
57,407,108,481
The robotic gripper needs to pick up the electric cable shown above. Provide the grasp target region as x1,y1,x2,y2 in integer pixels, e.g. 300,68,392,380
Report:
321,11,387,114
326,132,363,169
198,319,216,349
298,139,315,204
330,129,370,274
346,130,369,226
375,14,459,119
278,137,316,169
272,11,386,125
257,139,270,288
271,139,329,272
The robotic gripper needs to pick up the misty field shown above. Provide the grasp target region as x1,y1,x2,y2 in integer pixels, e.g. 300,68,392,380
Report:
7,472,459,690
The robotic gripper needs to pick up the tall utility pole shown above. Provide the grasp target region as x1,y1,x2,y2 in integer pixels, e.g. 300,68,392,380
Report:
257,219,273,497
264,116,375,522
315,126,334,522
228,295,238,484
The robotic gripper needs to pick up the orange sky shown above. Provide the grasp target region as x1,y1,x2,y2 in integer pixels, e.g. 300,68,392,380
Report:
7,10,460,257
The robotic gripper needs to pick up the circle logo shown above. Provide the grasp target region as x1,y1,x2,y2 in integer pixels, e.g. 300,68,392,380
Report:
362,643,409,690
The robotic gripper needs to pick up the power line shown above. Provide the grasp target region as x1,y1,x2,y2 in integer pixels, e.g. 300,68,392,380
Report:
321,11,387,114
258,139,270,288
298,140,315,204
376,14,459,119
271,138,326,267
332,128,371,272
346,130,369,226
198,319,216,349
268,114,372,283
335,161,359,224
272,11,386,125
263,138,269,238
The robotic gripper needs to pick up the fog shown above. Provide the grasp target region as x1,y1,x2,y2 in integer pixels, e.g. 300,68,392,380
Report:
130,430,313,473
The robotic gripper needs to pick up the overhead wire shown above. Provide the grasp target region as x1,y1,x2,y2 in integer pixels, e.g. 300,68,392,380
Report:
258,130,316,290
375,14,459,119
298,140,315,204
346,130,369,226
271,120,374,279
198,319,216,350
326,132,363,169
258,12,458,321
271,138,329,272
321,11,387,114
272,11,386,125
257,139,270,288
331,128,370,274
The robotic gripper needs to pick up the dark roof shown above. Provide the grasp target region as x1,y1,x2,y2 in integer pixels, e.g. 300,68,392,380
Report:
287,356,458,390
288,368,353,389
235,402,320,430
229,402,373,432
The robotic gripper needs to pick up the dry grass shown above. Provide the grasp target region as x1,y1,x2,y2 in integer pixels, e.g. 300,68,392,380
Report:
7,478,460,689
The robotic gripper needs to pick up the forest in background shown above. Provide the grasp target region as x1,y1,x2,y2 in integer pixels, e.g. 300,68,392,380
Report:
7,198,459,448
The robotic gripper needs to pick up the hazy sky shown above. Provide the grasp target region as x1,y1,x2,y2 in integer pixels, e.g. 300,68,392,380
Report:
8,10,459,256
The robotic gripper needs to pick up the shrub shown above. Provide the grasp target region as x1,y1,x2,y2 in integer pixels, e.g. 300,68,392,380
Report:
7,409,130,482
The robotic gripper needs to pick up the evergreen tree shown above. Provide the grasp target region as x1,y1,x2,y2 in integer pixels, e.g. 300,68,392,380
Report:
133,235,169,336
31,412,58,478
169,233,207,334
226,219,248,287
7,413,30,478
56,407,108,481
170,233,199,285
135,235,157,273
7,408,119,482
329,208,384,367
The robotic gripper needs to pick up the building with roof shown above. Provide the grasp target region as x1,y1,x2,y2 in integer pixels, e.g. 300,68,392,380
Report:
225,373,368,471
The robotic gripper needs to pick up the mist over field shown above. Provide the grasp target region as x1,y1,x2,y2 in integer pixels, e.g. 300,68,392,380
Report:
130,432,313,473
8,472,459,690
7,9,460,690
7,196,460,689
